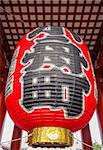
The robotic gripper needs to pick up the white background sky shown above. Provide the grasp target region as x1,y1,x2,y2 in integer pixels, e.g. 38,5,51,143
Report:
0,110,102,150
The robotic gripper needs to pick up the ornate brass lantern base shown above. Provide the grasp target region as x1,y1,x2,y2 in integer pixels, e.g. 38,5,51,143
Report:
28,127,73,147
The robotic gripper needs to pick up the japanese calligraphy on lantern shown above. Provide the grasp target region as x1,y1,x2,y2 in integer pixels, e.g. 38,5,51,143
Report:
8,46,20,77
5,46,20,98
5,76,14,98
20,26,91,118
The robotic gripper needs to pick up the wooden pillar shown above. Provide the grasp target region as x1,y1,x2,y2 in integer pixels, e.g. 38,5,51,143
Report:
94,25,103,142
97,78,103,143
81,124,93,150
95,48,103,143
0,40,8,138
0,87,6,138
10,125,22,150
0,21,22,149
0,20,11,138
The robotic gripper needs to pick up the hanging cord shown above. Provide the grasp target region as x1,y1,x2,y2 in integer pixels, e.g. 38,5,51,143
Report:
0,133,32,148
0,133,102,149
0,7,25,24
72,135,93,149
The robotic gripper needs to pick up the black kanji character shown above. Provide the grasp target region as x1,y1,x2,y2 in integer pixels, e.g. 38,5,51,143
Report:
21,70,90,117
22,42,88,74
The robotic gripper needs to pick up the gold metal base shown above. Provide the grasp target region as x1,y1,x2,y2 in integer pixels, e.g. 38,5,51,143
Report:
28,127,73,147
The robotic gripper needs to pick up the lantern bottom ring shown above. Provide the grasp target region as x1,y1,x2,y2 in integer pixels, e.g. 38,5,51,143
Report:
28,126,73,147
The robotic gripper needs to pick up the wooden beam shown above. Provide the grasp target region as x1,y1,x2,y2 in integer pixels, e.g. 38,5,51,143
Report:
94,23,103,142
0,23,9,138
0,20,12,63
97,77,103,143
81,124,93,150
95,52,103,143
0,87,6,138
93,23,103,64
10,125,22,150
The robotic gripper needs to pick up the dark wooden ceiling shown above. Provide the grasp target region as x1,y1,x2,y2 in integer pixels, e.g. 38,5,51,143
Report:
0,0,103,58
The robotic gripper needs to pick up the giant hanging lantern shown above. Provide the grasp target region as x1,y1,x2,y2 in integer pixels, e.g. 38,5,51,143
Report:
5,26,97,147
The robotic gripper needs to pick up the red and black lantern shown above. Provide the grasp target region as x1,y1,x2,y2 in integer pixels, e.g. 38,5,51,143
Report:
5,26,97,147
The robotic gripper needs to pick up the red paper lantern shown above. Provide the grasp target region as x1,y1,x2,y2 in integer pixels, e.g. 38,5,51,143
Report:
5,26,97,147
